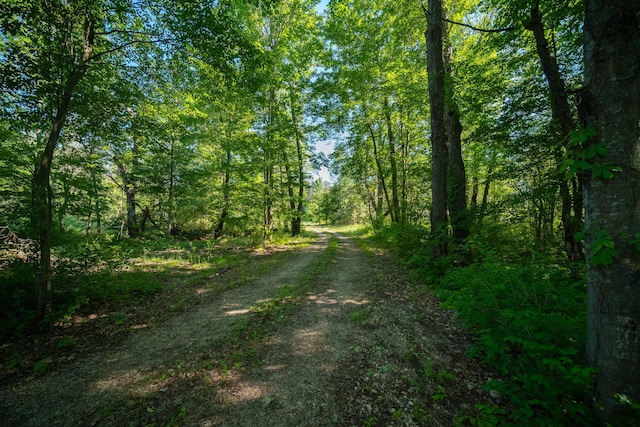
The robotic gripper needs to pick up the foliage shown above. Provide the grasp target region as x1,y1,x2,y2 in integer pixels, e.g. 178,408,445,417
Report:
343,222,597,425
420,243,595,424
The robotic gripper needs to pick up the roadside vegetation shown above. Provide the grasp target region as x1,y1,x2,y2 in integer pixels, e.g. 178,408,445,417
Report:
338,223,602,426
0,226,319,381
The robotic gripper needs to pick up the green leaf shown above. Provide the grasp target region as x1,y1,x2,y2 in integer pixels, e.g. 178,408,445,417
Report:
261,396,274,407
576,160,591,170
584,145,597,159
592,248,618,266
595,143,607,156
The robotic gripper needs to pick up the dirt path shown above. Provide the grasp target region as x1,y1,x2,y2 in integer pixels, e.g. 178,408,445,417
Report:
1,229,500,426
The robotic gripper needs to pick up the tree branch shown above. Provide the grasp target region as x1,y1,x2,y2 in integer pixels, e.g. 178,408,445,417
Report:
94,29,162,38
419,1,517,33
444,17,517,33
86,37,175,63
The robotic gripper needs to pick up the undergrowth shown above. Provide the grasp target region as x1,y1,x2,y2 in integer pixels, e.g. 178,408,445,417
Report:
341,223,598,426
0,227,317,341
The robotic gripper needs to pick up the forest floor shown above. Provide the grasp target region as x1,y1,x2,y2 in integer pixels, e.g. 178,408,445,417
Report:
0,228,503,426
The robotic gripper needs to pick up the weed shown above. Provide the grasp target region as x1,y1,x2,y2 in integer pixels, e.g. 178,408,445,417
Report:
56,337,76,349
432,385,448,403
113,312,127,325
349,308,371,322
33,356,52,375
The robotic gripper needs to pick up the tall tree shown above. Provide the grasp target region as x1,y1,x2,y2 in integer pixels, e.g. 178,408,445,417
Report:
442,3,469,243
578,0,640,422
425,0,449,256
0,0,258,319
523,0,584,261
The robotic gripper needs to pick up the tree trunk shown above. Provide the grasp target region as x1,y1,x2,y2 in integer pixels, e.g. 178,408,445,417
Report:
579,0,640,422
526,1,583,261
114,151,139,239
470,176,479,211
399,115,409,224
263,87,276,241
290,91,305,237
166,141,175,235
368,123,393,222
444,103,468,241
443,15,469,243
384,97,401,223
32,19,94,320
478,164,493,227
89,163,101,234
215,148,232,239
424,0,448,256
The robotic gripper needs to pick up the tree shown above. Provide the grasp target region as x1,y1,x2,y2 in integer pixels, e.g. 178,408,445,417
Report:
321,0,427,228
0,0,260,320
578,0,640,422
425,0,449,256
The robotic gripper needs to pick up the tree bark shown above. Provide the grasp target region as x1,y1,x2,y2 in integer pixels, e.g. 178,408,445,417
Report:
579,0,640,422
368,123,393,222
384,97,401,223
114,147,139,239
166,140,175,235
89,161,101,234
215,148,232,239
425,0,448,256
526,1,583,261
32,18,94,320
290,91,305,236
263,87,276,241
442,14,469,243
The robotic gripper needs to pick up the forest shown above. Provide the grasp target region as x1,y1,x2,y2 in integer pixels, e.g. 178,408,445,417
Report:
1,0,639,425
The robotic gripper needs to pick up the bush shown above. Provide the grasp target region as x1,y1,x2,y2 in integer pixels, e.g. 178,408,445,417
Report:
0,259,37,339
433,250,595,425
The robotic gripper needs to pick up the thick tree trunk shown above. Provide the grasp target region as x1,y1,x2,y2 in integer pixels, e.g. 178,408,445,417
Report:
445,104,468,241
425,0,448,256
443,17,469,243
526,1,583,261
579,0,640,422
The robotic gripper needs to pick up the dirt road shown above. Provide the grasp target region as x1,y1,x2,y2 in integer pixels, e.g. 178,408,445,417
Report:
1,228,498,426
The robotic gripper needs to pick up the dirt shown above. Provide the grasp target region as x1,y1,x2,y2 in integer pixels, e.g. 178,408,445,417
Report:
0,228,502,426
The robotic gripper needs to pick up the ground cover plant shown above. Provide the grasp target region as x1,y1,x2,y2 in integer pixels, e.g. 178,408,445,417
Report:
338,223,604,426
0,228,318,381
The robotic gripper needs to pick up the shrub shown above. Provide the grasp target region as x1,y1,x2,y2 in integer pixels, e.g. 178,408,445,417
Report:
434,251,595,425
